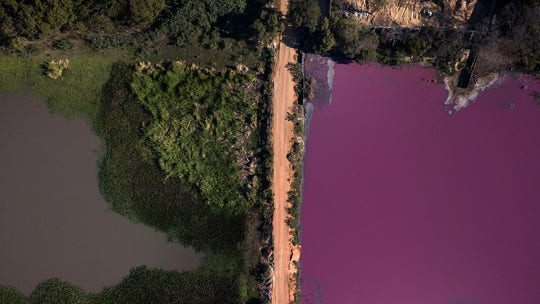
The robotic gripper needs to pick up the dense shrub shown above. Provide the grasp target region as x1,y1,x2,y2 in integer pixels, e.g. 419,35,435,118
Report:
94,266,239,304
0,285,29,304
52,39,74,50
331,16,379,62
131,61,257,212
29,279,89,304
288,0,321,29
0,0,165,40
96,62,249,253
251,8,284,45
1,267,239,304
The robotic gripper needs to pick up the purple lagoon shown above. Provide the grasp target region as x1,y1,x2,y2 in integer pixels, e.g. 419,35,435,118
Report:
300,63,540,304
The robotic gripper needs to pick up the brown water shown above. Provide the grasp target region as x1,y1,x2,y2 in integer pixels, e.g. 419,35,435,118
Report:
0,95,201,294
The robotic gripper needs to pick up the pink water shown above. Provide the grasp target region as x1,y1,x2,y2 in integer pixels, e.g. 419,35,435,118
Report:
300,63,540,304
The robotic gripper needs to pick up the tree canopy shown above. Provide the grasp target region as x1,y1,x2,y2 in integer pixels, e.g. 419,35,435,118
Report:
288,0,321,30
309,17,335,54
0,285,29,304
332,16,379,62
2,267,239,304
29,279,89,304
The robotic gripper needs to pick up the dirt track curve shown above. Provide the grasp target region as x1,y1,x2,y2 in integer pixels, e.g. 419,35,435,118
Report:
271,0,297,303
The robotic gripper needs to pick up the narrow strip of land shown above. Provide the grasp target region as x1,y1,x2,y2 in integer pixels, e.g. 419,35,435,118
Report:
271,0,297,303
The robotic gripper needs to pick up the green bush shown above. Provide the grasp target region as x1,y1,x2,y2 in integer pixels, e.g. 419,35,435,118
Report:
52,39,74,50
0,285,29,304
94,266,238,304
131,61,257,213
29,279,89,304
96,62,250,253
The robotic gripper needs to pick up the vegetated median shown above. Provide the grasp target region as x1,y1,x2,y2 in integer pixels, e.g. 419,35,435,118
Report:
0,0,286,302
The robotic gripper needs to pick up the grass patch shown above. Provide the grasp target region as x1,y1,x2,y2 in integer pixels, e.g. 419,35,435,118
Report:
0,54,117,123
0,40,260,123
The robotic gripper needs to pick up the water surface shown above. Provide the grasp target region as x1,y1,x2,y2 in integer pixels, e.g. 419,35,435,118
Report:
0,95,201,294
301,64,540,304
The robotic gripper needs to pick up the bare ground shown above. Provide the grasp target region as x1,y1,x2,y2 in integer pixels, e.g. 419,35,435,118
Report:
344,0,478,28
271,0,298,303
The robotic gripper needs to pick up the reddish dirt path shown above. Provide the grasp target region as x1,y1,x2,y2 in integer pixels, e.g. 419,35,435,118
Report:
271,0,297,303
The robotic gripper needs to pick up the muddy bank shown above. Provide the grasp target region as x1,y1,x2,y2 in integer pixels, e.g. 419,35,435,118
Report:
0,94,201,294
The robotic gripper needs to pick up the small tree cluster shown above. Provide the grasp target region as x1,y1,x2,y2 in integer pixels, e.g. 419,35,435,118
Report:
288,0,321,30
332,16,379,62
251,8,285,46
44,58,70,79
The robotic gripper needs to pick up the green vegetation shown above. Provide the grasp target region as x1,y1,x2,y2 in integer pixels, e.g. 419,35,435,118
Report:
331,16,379,62
0,0,281,302
29,279,89,304
42,58,69,79
97,62,252,253
0,0,283,52
289,0,540,76
94,266,239,304
251,8,285,46
487,2,540,75
0,0,166,39
131,62,257,212
0,286,29,304
308,17,336,55
376,25,467,73
0,53,118,121
0,57,271,303
288,0,321,29
289,0,466,68
95,61,275,302
284,57,305,245
0,267,240,304
285,54,305,304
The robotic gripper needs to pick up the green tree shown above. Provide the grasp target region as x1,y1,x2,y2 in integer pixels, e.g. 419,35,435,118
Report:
129,0,165,26
0,6,14,38
252,8,284,45
101,0,129,21
9,0,75,38
15,4,39,38
0,285,29,304
332,16,378,62
39,0,75,33
29,279,89,304
288,0,321,30
93,266,239,304
310,17,335,54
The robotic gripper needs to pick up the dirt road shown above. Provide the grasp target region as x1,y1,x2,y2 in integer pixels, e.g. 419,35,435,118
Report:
271,0,297,303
